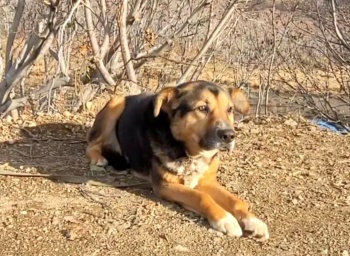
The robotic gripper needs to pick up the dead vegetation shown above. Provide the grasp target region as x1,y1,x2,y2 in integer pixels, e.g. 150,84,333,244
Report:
0,114,349,255
0,1,350,255
0,0,349,125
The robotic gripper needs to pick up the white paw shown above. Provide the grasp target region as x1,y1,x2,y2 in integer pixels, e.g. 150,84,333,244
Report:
91,157,108,167
241,217,269,240
210,213,243,237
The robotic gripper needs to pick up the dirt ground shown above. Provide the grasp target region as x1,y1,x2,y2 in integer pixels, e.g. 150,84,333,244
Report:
0,112,349,256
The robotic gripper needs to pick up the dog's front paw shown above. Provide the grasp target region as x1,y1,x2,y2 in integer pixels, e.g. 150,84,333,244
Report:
91,156,108,167
209,213,243,237
241,217,269,240
89,157,108,176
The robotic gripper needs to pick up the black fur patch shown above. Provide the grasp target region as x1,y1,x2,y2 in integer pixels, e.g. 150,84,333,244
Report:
104,94,186,176
173,102,192,117
102,81,225,176
102,147,130,170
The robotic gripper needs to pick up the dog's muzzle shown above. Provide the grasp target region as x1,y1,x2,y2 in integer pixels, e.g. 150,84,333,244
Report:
201,123,236,152
217,128,236,153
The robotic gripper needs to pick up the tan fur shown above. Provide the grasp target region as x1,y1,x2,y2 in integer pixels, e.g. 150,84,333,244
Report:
152,155,253,227
170,89,235,156
86,96,125,166
196,156,254,220
87,81,268,239
153,87,179,117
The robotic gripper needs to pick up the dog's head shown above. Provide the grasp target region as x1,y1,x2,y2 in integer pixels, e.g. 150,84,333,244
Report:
153,81,250,157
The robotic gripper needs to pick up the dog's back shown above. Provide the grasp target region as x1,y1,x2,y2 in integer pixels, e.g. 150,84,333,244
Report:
113,93,155,174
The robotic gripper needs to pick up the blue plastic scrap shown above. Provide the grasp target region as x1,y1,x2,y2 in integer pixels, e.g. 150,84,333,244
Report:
311,118,350,134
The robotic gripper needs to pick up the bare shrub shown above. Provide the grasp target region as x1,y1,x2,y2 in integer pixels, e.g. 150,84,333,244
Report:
0,0,349,126
276,0,350,126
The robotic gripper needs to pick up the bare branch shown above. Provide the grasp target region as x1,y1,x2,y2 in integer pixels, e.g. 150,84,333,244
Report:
177,1,239,84
119,0,137,85
331,0,350,52
84,0,116,86
5,0,25,74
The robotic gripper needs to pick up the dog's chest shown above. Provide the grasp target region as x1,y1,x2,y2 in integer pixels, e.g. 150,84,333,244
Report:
165,157,210,188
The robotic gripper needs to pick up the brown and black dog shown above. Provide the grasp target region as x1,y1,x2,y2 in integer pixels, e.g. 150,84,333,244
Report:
86,80,269,240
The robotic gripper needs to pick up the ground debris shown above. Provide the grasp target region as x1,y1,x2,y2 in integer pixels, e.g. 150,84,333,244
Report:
0,115,349,255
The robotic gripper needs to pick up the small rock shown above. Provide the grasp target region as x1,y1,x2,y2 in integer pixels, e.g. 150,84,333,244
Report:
52,217,60,226
6,140,16,145
5,115,12,123
250,128,260,134
63,216,79,223
308,126,317,132
342,250,349,256
63,111,71,117
284,119,298,128
174,245,190,252
86,102,93,110
20,210,27,215
320,249,328,255
63,229,78,241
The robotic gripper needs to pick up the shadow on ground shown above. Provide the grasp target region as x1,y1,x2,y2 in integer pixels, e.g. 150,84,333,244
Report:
0,122,212,230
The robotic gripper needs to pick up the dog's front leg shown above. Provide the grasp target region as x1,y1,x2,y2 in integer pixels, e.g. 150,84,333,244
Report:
152,182,243,237
196,181,269,240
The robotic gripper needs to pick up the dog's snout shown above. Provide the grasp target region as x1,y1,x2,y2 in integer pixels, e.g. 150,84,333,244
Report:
217,129,235,143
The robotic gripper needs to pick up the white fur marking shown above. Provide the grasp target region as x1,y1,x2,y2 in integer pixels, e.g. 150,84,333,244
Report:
164,156,211,189
241,217,269,240
228,140,235,153
210,212,243,237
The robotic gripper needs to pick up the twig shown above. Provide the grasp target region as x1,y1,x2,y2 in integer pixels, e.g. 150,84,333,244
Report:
11,149,45,158
0,169,151,188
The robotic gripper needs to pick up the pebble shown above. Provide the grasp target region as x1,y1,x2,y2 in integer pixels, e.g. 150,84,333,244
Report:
250,128,260,134
284,119,298,128
174,245,190,252
63,111,72,117
86,102,93,110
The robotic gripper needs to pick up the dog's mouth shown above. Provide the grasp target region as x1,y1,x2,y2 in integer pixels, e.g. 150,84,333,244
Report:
200,137,236,153
198,124,236,153
219,140,235,153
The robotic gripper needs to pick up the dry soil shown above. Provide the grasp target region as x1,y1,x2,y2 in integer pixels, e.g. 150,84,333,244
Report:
0,113,349,256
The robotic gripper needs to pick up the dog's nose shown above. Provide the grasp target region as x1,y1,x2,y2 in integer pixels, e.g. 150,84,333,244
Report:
217,129,235,143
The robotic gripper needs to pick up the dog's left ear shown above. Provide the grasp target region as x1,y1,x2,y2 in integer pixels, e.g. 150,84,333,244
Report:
228,88,250,116
153,87,179,117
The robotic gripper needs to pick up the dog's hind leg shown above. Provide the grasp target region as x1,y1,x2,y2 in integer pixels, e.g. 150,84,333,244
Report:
86,96,126,167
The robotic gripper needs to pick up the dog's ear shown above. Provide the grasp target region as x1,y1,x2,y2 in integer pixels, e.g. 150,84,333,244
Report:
153,87,179,117
228,88,250,116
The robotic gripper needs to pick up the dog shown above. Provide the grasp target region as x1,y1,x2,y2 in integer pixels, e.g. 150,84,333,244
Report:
86,80,269,240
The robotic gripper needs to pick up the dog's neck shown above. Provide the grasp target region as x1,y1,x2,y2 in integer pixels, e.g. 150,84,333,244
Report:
145,105,220,179
162,151,216,175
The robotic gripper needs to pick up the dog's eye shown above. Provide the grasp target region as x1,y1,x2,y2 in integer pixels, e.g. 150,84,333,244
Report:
197,105,209,113
227,106,234,113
